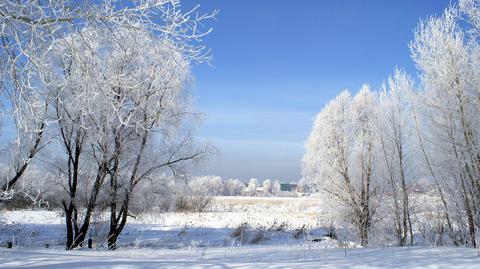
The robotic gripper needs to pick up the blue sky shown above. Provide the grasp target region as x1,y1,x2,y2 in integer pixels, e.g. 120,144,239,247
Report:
190,0,450,182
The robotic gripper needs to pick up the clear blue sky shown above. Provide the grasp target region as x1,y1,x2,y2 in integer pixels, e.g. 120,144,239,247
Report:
0,1,450,182
190,0,450,182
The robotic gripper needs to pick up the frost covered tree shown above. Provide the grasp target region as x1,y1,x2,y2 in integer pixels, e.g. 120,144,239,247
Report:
303,86,383,246
262,179,272,195
54,27,209,250
377,69,416,246
245,178,258,196
32,1,216,250
0,0,58,198
409,2,480,247
224,178,245,196
0,0,119,198
191,176,224,196
272,180,282,196
301,0,480,248
0,0,218,199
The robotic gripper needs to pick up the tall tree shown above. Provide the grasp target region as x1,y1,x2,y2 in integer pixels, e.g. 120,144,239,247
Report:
39,1,216,249
410,5,480,247
378,69,415,246
303,86,382,246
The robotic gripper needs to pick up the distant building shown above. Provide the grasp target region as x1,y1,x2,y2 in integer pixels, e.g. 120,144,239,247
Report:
280,183,297,192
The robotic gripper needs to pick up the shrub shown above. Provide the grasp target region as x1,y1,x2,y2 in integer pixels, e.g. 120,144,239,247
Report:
293,225,307,239
250,226,268,244
231,222,249,242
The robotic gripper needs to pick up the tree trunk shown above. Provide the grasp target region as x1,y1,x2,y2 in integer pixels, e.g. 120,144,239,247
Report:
380,133,403,245
359,211,370,247
70,164,107,249
108,201,129,250
107,132,147,250
412,108,456,243
65,206,74,250
107,223,119,250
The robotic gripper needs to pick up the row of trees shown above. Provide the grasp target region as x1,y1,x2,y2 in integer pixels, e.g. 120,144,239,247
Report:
6,172,287,212
0,0,216,250
187,176,284,197
303,0,480,247
244,178,282,196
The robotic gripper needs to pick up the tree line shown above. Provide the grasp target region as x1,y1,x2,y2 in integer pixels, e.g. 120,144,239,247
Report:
303,0,480,247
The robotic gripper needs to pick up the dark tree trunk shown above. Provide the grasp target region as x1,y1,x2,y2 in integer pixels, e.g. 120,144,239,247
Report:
70,164,107,249
107,229,119,250
108,202,129,250
65,206,74,250
107,132,147,250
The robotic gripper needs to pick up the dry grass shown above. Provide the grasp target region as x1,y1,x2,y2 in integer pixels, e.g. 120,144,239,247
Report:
131,196,330,230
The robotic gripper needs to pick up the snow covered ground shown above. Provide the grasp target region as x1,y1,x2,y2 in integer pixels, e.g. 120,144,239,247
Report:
1,246,479,268
0,196,478,268
0,196,328,249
